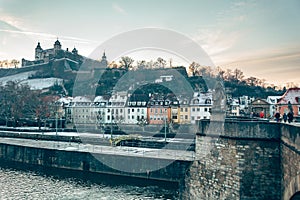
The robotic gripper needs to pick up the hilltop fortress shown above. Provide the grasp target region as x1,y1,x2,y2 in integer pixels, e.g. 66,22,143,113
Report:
0,40,108,79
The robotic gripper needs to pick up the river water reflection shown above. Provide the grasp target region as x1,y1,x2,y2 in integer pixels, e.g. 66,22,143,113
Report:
0,166,178,200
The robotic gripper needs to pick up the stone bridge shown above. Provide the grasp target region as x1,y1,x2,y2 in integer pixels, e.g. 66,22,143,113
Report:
182,120,300,200
0,120,299,199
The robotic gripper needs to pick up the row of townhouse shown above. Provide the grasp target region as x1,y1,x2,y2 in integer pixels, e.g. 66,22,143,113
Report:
63,91,213,126
226,88,300,118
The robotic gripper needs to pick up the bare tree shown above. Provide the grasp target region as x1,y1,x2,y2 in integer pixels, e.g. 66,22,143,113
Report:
0,81,41,127
233,68,244,82
119,56,134,70
154,57,167,68
188,62,201,76
136,60,146,69
11,59,20,68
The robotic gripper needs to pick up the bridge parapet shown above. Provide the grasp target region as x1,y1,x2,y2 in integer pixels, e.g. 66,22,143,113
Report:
198,119,281,139
182,120,300,200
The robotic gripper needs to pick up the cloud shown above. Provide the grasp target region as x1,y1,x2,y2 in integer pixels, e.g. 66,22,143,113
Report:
0,13,27,30
216,46,300,85
0,28,99,44
192,29,241,57
112,3,126,15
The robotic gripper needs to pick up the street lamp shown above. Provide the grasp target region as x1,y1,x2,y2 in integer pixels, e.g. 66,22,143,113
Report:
55,112,58,136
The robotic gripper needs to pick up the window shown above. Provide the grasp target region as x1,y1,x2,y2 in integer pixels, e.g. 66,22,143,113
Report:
107,109,110,113
192,116,195,120
107,116,110,120
137,108,140,112
204,108,208,112
132,115,134,119
192,108,195,112
132,108,134,112
180,108,183,112
185,115,188,120
205,99,211,104
128,109,130,114
197,108,200,112
185,108,188,112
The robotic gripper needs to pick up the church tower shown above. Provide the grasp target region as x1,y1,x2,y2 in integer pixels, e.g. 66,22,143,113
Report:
72,47,78,55
54,39,62,53
100,51,108,67
35,42,43,60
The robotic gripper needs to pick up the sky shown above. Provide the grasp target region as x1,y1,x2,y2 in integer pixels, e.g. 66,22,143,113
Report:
0,0,299,86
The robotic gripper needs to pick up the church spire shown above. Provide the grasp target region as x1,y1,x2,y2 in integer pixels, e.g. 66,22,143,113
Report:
102,51,106,60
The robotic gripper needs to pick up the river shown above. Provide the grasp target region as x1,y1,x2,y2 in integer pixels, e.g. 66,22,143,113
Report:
0,164,178,200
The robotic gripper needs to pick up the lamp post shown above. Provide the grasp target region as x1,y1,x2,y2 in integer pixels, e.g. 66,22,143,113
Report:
164,115,167,143
55,112,58,136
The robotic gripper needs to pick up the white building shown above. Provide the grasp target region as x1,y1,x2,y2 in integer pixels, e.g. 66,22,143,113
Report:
125,94,148,124
229,98,240,116
190,92,212,124
107,91,128,124
239,95,254,114
92,96,109,126
267,96,282,117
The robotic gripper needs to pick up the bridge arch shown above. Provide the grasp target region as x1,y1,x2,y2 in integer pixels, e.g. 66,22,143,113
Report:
285,175,300,200
290,191,300,200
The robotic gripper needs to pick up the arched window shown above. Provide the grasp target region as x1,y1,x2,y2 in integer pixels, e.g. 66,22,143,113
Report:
205,99,211,104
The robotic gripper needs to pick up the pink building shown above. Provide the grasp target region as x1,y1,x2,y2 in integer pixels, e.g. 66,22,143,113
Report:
277,88,300,116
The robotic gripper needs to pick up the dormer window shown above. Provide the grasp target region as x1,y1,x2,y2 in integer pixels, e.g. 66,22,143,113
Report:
193,99,199,104
205,99,211,104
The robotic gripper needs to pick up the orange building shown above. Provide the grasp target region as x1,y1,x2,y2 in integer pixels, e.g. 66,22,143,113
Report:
277,88,300,116
147,100,171,125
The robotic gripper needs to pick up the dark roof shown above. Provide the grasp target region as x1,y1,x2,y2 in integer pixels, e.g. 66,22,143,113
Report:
36,42,42,49
54,39,61,46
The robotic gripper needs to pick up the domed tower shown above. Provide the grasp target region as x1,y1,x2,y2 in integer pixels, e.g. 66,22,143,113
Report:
54,39,62,51
72,47,78,55
100,51,108,67
35,42,43,60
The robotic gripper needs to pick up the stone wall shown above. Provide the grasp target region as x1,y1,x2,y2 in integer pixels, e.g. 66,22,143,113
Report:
281,124,300,199
182,120,300,200
182,136,281,199
0,142,191,184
